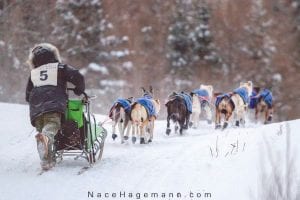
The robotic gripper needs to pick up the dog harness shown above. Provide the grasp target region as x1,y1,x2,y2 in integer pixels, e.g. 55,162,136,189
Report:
249,91,258,109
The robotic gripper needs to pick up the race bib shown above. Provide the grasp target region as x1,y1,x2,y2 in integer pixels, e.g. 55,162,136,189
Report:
31,63,58,87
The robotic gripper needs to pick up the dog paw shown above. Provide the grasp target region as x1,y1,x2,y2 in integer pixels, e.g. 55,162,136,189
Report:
267,116,272,122
132,137,137,144
235,121,239,127
140,138,145,144
112,133,118,140
179,129,183,135
222,122,228,129
215,124,221,129
166,128,171,135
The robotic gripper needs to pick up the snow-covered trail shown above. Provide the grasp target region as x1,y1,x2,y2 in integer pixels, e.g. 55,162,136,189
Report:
0,102,299,200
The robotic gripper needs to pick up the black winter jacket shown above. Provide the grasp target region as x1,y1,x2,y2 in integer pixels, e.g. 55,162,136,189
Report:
26,63,85,126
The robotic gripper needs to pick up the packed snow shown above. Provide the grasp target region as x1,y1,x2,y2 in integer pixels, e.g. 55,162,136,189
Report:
0,102,299,200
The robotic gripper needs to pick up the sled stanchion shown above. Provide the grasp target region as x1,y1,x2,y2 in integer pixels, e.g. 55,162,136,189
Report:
54,88,107,167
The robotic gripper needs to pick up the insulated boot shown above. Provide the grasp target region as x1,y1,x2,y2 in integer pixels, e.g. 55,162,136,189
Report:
47,142,56,169
36,133,50,170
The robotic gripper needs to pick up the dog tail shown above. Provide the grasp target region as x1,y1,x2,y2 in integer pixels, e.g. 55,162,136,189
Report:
119,107,126,123
112,104,121,123
131,104,142,125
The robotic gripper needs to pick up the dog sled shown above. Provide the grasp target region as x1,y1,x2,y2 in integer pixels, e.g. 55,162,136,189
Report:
54,89,107,166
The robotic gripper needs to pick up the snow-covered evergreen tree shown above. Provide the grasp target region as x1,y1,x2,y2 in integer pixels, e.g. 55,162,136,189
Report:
53,0,131,109
53,0,109,63
292,0,300,68
242,0,277,88
166,0,221,75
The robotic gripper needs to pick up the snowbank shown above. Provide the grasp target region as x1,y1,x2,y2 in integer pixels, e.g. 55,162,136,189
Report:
0,103,299,200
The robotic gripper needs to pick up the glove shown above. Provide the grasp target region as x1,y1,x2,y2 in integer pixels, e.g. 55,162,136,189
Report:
74,88,83,96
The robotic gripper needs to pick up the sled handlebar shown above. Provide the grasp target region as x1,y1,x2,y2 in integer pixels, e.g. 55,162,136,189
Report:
67,88,88,98
67,88,97,102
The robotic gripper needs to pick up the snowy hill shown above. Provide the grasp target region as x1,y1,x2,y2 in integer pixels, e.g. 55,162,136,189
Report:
0,102,299,200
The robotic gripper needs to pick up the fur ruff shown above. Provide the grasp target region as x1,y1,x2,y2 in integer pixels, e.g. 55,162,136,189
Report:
27,43,61,69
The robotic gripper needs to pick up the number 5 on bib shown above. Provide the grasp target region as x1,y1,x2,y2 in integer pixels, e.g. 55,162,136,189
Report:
31,63,58,87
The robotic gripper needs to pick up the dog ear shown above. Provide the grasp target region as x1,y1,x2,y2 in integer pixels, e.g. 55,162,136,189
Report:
199,84,203,89
141,87,146,93
247,81,253,87
127,97,134,103
155,99,160,106
149,85,153,94
209,85,213,92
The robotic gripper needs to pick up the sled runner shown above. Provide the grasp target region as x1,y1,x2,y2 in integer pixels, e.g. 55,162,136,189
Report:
54,88,107,165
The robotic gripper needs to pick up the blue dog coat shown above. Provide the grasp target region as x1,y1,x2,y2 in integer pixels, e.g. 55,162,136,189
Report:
215,93,231,107
192,89,209,97
114,98,131,114
233,87,249,104
109,98,131,119
178,93,192,113
259,89,273,108
136,97,157,118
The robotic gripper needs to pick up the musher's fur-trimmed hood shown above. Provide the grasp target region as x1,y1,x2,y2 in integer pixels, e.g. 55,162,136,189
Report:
27,43,62,69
